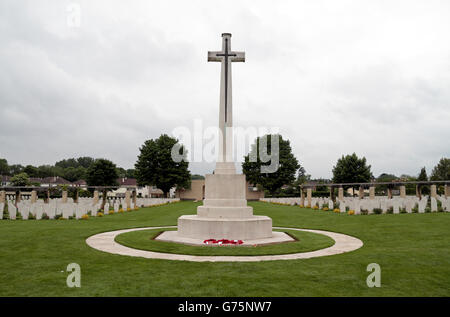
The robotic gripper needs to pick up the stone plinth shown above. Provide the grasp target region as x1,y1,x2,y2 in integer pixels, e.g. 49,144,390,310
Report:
177,172,273,241
178,215,272,240
156,230,293,246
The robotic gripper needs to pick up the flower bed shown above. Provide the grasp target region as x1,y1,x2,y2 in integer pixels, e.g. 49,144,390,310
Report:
203,239,244,245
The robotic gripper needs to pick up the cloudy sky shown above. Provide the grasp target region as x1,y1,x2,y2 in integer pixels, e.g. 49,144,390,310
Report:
0,0,449,179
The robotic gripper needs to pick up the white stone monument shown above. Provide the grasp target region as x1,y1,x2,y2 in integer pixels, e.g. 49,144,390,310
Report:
158,33,292,245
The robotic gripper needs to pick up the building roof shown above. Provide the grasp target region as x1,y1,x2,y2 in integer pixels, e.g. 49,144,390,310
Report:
41,176,72,185
117,178,137,186
149,188,163,194
73,179,87,186
29,177,43,183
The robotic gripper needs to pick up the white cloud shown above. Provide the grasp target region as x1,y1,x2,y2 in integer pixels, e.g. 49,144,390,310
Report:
0,0,449,179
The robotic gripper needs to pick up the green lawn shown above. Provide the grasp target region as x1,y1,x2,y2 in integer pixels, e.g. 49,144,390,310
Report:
0,201,449,296
114,228,335,256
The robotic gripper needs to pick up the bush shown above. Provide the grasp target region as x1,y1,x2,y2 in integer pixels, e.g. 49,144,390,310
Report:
373,208,382,214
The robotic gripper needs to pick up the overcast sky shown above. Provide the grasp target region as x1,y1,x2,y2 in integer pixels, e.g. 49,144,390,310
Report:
0,0,449,179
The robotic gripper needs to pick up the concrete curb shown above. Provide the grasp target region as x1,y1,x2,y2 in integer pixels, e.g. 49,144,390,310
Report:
86,226,363,262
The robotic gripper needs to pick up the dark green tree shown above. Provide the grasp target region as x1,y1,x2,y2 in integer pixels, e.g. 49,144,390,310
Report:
76,157,95,169
55,157,95,169
86,159,119,208
125,169,136,178
0,158,9,175
294,166,310,185
430,157,450,181
116,167,127,178
23,165,39,178
36,165,56,178
375,173,398,194
55,158,78,169
63,166,86,182
10,173,30,186
417,167,429,195
242,134,299,194
332,153,373,187
418,167,428,181
8,164,24,176
86,159,119,186
135,134,191,197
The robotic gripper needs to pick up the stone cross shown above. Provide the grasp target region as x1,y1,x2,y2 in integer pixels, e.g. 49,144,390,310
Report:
208,33,245,170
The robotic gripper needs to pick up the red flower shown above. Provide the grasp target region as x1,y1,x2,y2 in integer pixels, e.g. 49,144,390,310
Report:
203,239,243,245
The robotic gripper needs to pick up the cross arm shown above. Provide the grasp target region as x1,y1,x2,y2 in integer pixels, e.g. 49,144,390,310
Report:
231,51,245,62
208,51,222,62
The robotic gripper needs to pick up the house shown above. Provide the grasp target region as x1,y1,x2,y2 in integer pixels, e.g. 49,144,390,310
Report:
116,177,137,188
1,175,11,187
73,180,87,188
40,176,72,187
149,186,164,198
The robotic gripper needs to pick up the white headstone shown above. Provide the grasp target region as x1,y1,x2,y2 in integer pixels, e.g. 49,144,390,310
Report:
392,200,400,214
339,202,346,213
431,197,438,212
328,200,334,210
8,202,17,220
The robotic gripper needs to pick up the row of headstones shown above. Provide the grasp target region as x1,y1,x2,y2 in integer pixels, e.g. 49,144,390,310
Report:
260,195,450,214
260,197,302,205
0,198,180,220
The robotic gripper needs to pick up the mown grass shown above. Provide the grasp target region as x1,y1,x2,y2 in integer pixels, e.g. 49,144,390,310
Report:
0,201,449,296
114,228,335,256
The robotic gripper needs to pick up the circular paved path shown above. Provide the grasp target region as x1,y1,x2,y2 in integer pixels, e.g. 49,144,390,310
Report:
86,226,363,262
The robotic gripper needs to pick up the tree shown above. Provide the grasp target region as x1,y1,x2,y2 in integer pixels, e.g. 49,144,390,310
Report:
10,173,30,186
126,169,136,178
242,134,300,194
417,166,429,195
55,157,94,169
86,159,119,209
8,164,24,175
116,167,127,178
76,157,95,169
63,166,86,182
55,158,78,169
23,165,39,178
375,173,398,194
294,166,310,185
418,167,428,181
430,157,450,181
86,159,119,186
135,134,191,197
332,153,373,186
0,158,9,175
191,174,205,180
36,165,57,178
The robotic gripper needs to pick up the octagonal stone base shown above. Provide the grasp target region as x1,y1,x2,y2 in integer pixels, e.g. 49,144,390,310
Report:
156,229,294,246
178,215,273,240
